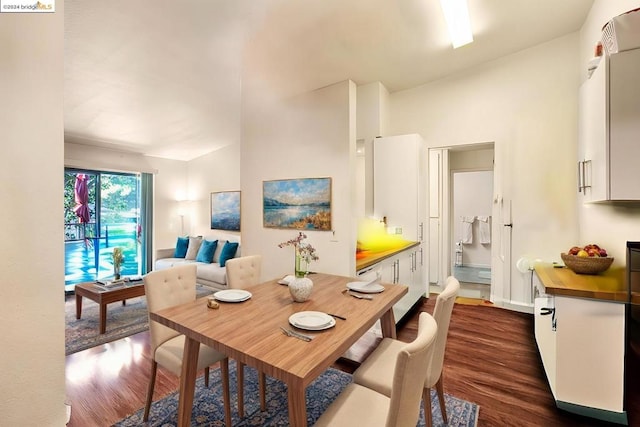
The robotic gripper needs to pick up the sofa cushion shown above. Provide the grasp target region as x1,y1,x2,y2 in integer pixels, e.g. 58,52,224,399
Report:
155,258,191,270
196,239,218,263
196,262,227,285
219,241,239,267
185,236,203,260
174,237,189,258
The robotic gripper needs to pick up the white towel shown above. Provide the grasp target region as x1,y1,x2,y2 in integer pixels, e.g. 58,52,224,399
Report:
478,215,491,244
461,216,475,244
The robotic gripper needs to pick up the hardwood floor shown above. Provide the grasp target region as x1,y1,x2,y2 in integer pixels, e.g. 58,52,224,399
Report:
65,297,638,426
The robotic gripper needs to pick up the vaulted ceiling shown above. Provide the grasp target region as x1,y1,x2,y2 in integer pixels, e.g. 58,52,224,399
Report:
64,0,593,161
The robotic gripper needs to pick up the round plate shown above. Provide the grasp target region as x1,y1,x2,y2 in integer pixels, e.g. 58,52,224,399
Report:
213,289,252,303
289,311,336,331
346,281,385,294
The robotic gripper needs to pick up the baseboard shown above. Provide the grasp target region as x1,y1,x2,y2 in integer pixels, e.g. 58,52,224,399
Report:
556,400,628,425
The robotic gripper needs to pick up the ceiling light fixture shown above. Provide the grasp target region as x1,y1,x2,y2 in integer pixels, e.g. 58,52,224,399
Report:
439,0,473,49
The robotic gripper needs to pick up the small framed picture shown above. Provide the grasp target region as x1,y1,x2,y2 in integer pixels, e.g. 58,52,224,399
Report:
263,177,331,230
211,191,241,231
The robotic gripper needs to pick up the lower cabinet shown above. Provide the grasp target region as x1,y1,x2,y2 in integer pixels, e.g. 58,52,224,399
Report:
533,277,627,424
359,245,425,323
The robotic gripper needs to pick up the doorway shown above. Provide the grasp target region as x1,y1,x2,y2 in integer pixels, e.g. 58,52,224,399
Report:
428,143,495,300
64,168,152,289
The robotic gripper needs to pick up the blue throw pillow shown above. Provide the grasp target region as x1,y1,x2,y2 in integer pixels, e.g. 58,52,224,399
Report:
196,240,218,263
174,236,189,258
219,241,239,267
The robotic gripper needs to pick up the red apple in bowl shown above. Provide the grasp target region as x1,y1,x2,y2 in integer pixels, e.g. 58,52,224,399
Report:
568,246,581,255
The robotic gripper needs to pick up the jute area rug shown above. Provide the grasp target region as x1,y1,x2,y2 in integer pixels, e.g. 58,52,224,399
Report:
65,284,213,355
115,361,480,426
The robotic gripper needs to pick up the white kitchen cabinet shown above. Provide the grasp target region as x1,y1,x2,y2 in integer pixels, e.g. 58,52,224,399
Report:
578,48,640,202
533,271,627,424
358,244,424,323
373,134,426,241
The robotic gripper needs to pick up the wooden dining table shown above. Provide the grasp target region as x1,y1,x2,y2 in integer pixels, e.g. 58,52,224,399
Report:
149,272,408,427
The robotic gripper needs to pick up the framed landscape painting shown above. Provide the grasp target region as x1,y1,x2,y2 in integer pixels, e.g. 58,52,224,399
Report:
211,191,241,231
263,177,331,230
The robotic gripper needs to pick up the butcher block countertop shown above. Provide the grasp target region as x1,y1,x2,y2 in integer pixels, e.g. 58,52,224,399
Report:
356,241,420,271
535,263,627,303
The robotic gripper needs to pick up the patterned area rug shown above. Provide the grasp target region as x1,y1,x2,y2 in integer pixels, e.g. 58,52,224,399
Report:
65,285,213,355
116,362,479,426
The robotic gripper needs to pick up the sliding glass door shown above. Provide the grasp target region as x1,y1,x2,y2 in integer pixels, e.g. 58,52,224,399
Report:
64,168,152,288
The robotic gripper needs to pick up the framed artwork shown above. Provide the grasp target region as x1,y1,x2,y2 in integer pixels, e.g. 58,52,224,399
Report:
210,191,241,231
263,177,331,230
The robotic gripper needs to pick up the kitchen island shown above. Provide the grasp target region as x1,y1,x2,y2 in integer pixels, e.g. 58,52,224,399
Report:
534,264,628,425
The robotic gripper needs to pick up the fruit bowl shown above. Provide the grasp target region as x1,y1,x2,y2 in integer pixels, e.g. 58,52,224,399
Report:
560,253,614,275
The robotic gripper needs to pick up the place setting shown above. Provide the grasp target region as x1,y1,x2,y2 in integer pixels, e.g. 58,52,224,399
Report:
211,289,252,303
281,310,346,342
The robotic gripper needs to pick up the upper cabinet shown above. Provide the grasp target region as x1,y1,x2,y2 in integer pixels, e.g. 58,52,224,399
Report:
373,134,426,241
578,48,640,202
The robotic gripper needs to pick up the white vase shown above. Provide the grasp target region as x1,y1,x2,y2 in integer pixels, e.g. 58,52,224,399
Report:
289,276,313,302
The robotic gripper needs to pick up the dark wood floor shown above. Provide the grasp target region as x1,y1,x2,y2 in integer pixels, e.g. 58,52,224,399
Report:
65,297,638,426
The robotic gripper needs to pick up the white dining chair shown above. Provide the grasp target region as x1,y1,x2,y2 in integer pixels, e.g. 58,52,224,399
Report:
225,255,267,416
352,276,460,426
143,264,231,426
314,312,438,427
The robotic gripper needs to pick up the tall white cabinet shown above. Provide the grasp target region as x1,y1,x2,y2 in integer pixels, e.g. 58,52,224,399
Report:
373,134,426,241
372,134,427,321
578,48,640,201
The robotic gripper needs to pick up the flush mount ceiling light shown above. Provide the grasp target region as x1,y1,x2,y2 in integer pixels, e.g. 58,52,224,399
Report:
439,0,473,48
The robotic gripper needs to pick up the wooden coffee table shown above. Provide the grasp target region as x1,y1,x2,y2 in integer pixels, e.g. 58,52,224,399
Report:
75,281,146,334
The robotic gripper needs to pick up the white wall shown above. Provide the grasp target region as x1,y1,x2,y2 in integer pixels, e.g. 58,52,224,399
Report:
389,34,581,306
0,8,67,425
241,80,357,281
577,1,640,262
64,142,189,254
186,143,241,238
452,171,493,267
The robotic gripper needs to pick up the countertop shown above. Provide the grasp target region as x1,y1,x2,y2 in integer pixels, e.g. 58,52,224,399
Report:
356,241,420,272
535,263,627,303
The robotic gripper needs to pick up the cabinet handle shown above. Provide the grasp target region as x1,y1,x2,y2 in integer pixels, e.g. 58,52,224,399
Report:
577,161,583,193
583,160,591,190
419,222,424,241
540,307,557,331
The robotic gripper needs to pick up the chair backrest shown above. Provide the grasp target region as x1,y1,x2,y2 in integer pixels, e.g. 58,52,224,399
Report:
226,255,262,289
143,264,197,354
386,312,438,427
425,275,460,388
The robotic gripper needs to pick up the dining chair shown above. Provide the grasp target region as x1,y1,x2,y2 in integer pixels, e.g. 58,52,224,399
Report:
352,276,460,427
143,264,231,426
225,255,267,416
314,312,438,427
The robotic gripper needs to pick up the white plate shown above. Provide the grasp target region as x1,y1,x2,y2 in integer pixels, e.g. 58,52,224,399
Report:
277,275,295,285
213,289,252,303
289,311,336,331
346,281,385,294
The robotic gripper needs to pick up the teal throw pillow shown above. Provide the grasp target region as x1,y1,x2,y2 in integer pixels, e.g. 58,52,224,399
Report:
196,240,218,263
219,241,239,267
174,236,189,258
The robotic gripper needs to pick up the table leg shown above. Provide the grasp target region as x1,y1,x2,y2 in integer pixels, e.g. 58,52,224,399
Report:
380,308,397,339
176,337,199,427
75,294,83,320
288,379,308,427
99,304,107,334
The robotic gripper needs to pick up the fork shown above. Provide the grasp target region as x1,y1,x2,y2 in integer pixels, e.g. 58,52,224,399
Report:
280,326,314,341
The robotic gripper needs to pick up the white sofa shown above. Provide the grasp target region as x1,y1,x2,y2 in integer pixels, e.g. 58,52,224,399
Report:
154,233,241,291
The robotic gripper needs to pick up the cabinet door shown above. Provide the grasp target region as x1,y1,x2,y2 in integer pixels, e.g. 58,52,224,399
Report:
534,296,557,397
555,296,625,412
578,59,607,202
609,48,640,200
373,135,419,240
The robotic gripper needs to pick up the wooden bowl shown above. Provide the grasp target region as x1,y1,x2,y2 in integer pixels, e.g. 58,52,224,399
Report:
560,253,614,275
